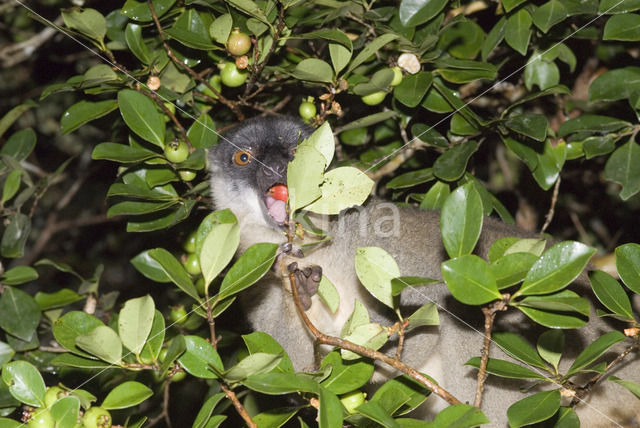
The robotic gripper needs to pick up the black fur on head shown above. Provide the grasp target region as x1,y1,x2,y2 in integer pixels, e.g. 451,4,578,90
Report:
209,115,313,194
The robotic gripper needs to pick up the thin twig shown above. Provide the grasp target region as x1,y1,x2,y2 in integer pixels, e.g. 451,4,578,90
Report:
288,270,461,406
220,384,257,428
540,176,560,234
146,0,244,120
474,297,509,408
0,16,63,68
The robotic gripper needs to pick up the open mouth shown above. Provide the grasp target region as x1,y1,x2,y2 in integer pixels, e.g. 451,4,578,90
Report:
265,183,288,225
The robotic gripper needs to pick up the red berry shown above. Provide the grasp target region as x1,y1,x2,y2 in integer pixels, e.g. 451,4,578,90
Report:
269,184,288,202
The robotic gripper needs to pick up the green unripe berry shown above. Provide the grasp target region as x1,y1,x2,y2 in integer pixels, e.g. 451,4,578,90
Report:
298,101,316,121
226,29,251,56
220,63,248,87
340,390,366,414
390,66,403,86
178,170,197,182
170,305,188,325
82,406,112,428
361,91,386,106
183,231,197,253
164,140,189,164
182,253,201,275
44,386,65,407
27,408,55,428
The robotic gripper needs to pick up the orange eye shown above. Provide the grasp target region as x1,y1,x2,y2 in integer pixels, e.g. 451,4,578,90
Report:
291,147,297,156
233,151,251,165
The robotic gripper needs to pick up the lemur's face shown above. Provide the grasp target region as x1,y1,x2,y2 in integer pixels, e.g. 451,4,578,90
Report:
209,116,312,227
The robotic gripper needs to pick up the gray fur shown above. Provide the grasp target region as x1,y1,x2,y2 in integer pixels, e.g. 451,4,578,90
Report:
210,116,640,427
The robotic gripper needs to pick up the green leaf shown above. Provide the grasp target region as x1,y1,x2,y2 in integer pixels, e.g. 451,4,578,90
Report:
288,145,325,212
609,376,640,399
130,250,171,283
599,0,640,13
75,326,123,365
125,23,151,64
437,20,485,60
433,141,479,181
226,0,271,27
566,331,625,376
118,295,155,355
318,275,339,314
60,100,117,134
583,136,616,159
420,181,450,210
505,9,532,56
342,323,388,360
346,34,399,75
386,168,434,189
482,17,506,60
2,170,22,205
1,361,46,407
52,353,111,369
218,243,278,300
505,114,548,142
371,375,430,416
92,142,160,163
102,381,152,410
411,124,449,147
1,128,36,161
0,103,37,139
558,115,630,137
243,332,294,374
293,59,334,83
305,167,374,215
139,310,165,363
441,255,501,305
224,353,283,382
320,351,374,394
589,67,640,102
192,392,226,428
354,68,395,96
341,300,370,338
440,183,483,258
242,372,319,395
490,252,539,289
148,248,200,301
34,289,82,310
164,8,215,50
425,404,489,427
515,242,595,297
493,332,548,369
330,43,351,74
1,213,31,258
532,0,568,33
399,0,448,27
537,330,564,372
318,387,343,428
393,72,432,107
121,0,176,22
117,89,165,147
107,200,178,216
406,303,439,330
209,13,232,44
503,0,527,12
604,14,640,41
354,400,399,427
1,266,38,286
201,223,240,289
589,270,634,319
524,57,559,91
604,139,640,200
507,390,561,427
50,396,81,428
53,311,105,358
465,357,546,379
517,298,588,328
0,287,41,342
531,140,566,190
62,7,107,44
616,243,640,294
178,335,223,379
355,247,400,309
187,113,219,149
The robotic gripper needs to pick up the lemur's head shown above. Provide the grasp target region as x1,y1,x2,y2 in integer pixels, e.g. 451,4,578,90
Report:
209,116,313,229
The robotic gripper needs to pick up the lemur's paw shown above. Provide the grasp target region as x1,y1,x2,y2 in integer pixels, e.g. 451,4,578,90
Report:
287,262,322,310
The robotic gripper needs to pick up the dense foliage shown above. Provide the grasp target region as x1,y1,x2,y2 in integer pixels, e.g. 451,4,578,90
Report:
1,0,640,426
